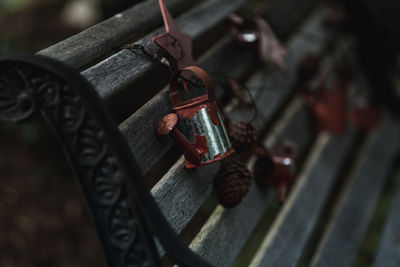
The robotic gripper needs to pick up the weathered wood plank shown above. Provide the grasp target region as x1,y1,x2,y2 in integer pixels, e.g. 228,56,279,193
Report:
151,87,307,259
119,11,327,175
151,158,220,235
372,173,400,267
311,117,400,267
249,127,357,267
81,0,250,99
150,73,298,242
126,15,329,256
38,0,197,69
188,99,314,267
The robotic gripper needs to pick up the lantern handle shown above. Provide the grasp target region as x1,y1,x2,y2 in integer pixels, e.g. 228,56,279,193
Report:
170,66,215,107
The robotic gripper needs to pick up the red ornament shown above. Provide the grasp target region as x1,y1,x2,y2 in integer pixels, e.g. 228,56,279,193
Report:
156,66,234,169
230,14,287,71
304,81,347,134
152,0,195,70
253,142,296,203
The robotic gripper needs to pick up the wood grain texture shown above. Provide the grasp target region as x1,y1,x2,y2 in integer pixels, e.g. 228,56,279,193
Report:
151,158,220,235
119,11,327,175
127,14,329,256
81,0,249,99
150,16,328,244
38,0,197,69
151,69,298,257
372,173,400,267
249,127,357,267
188,99,314,267
311,117,400,267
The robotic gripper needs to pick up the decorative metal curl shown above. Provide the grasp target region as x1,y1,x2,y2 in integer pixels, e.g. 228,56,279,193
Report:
0,54,211,267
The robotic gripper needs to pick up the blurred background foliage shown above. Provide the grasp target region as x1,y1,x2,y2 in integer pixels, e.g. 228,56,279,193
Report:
0,0,140,53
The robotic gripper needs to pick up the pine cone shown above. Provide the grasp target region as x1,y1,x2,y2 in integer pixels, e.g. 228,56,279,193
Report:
228,121,259,154
214,159,252,208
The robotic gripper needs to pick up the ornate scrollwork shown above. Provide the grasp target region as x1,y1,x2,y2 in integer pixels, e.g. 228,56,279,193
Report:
0,66,37,121
0,55,212,267
0,57,159,267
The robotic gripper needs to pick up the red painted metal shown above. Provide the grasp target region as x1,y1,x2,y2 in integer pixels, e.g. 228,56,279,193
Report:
152,0,195,70
230,14,287,71
157,66,234,168
156,114,202,165
253,142,297,202
304,81,348,134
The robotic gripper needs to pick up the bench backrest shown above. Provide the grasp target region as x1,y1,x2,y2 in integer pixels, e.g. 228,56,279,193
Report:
2,0,400,266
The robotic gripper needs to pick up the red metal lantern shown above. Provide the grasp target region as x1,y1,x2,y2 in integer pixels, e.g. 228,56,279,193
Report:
156,66,234,168
303,81,348,134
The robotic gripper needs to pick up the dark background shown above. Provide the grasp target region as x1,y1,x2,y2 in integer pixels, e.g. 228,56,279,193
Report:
0,1,140,266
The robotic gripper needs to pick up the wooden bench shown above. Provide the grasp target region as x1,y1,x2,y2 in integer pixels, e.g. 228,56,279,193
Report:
1,0,400,266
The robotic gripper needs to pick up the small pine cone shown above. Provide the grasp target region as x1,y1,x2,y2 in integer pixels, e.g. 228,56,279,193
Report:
214,159,252,208
228,121,259,154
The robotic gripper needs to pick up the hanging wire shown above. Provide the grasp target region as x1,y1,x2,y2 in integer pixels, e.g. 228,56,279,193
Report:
121,43,298,153
210,72,258,122
121,43,206,89
121,43,262,120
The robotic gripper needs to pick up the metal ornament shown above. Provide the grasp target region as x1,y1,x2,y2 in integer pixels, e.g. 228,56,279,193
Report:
157,66,234,169
152,0,195,70
303,82,347,134
253,142,296,203
230,14,287,71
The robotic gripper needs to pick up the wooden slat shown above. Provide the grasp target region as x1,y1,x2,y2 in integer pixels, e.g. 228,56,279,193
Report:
119,38,257,175
149,11,328,246
119,10,326,175
38,0,197,69
372,173,400,267
188,99,314,267
151,86,304,258
151,71,294,238
81,0,250,99
152,158,220,234
311,117,400,267
249,127,357,267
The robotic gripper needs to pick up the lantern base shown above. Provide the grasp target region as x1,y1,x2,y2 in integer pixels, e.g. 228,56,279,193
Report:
184,148,235,169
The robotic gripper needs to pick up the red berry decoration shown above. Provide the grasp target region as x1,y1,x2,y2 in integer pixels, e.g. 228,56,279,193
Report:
228,121,259,156
214,159,252,208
